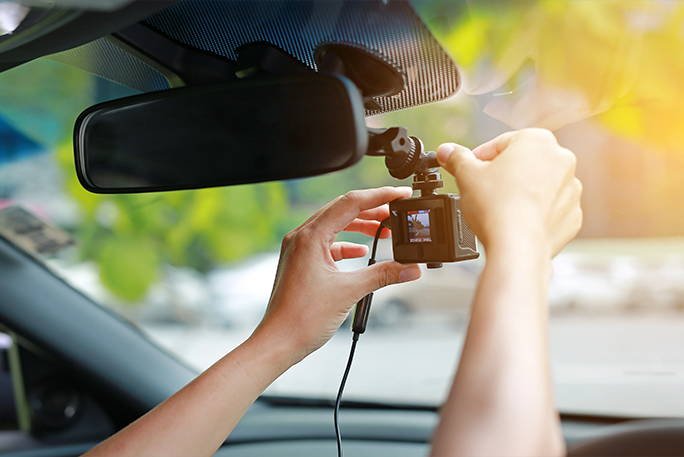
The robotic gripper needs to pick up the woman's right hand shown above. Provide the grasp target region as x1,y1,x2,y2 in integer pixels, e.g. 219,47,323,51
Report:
436,128,583,257
431,128,577,457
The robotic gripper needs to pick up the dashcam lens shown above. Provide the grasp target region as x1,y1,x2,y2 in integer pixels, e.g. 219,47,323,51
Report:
407,209,431,243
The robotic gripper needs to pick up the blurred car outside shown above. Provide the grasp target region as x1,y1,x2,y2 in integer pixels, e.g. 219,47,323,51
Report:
206,253,280,328
47,239,684,331
548,254,638,312
548,239,684,313
206,239,485,329
47,259,212,325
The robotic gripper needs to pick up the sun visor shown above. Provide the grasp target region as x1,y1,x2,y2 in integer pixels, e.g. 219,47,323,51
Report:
0,3,81,54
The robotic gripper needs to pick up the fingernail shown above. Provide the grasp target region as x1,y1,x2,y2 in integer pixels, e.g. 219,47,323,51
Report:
436,144,455,165
399,265,421,283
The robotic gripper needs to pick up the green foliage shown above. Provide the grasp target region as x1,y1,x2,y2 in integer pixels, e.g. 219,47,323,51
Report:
0,60,93,147
416,0,684,150
98,235,159,302
57,143,292,302
7,0,684,300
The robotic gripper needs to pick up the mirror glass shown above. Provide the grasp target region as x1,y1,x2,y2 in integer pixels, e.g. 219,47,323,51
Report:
74,73,367,193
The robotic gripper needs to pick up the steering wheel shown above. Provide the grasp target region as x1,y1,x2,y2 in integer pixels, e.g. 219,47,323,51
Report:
568,419,684,456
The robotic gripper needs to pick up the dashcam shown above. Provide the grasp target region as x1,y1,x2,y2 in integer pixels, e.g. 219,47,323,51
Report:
390,194,478,268
367,126,480,269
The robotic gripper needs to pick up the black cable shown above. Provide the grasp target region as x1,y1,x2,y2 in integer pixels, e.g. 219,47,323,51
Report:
334,218,389,457
334,332,358,457
369,218,389,263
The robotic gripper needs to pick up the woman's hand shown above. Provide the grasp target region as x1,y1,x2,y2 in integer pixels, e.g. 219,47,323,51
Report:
255,186,422,365
437,128,582,257
431,129,580,457
83,186,422,457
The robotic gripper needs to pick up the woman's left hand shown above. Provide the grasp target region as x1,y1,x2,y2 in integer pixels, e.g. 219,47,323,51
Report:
256,186,422,365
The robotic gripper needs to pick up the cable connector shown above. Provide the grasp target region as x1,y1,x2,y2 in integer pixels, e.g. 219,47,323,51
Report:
351,292,373,334
335,217,389,457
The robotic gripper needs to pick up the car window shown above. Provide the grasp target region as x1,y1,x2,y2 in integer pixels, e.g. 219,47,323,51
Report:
1,0,684,419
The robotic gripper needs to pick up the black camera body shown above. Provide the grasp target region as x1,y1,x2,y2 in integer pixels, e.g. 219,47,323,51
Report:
353,126,481,334
366,126,480,269
389,193,479,268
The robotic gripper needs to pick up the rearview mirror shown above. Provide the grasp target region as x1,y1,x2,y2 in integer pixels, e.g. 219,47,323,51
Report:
74,73,368,193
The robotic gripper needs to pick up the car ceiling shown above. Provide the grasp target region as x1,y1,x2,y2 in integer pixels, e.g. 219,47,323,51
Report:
0,1,179,71
2,0,461,116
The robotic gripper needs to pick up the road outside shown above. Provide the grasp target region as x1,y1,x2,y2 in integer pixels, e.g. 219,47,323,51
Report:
48,236,684,418
143,309,684,419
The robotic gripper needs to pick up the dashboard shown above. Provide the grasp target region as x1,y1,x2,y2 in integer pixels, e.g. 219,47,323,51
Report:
0,403,644,457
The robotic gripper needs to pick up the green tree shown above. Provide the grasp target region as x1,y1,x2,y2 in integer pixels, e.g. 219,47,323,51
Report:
416,0,684,150
57,143,293,301
0,60,93,147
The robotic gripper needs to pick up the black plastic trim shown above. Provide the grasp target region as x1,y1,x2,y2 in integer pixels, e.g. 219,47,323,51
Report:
0,234,197,417
108,22,237,87
0,1,180,66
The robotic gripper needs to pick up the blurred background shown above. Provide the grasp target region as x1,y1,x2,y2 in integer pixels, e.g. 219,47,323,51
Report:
2,0,684,417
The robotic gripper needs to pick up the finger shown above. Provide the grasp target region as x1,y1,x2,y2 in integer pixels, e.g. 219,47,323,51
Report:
472,128,559,161
549,203,583,258
312,186,413,237
296,195,342,230
330,242,369,261
344,260,422,297
378,227,392,239
356,204,392,222
548,177,583,257
295,192,392,238
470,131,518,160
344,219,392,238
436,143,480,180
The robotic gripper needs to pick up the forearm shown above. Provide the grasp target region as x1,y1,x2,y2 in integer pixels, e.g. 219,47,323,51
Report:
83,327,294,457
82,186,421,457
431,234,565,457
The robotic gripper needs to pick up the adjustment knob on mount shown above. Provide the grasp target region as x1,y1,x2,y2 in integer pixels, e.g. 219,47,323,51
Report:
385,136,422,180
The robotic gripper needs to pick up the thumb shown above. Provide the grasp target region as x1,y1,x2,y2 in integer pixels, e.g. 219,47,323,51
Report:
436,143,479,180
346,261,422,298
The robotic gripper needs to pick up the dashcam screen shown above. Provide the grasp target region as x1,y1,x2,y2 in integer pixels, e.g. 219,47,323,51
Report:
407,209,432,243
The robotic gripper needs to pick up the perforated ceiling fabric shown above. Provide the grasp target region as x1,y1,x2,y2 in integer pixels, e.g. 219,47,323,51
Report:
47,37,170,93
142,0,460,115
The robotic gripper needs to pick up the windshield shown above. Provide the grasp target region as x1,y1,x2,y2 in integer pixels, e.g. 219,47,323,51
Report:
1,0,684,419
